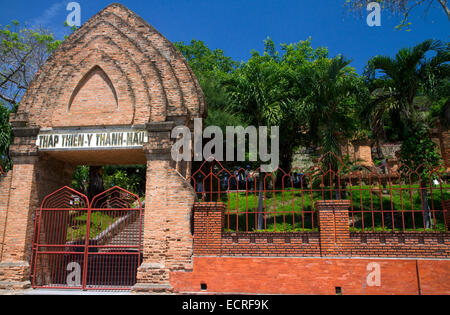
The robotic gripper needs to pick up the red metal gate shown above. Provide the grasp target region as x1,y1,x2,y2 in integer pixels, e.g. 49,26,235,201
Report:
31,186,143,290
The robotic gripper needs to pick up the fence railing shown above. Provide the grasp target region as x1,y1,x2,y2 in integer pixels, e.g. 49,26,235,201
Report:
190,153,450,234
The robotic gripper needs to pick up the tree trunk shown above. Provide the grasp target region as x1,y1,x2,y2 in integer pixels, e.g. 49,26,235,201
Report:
375,138,385,161
88,166,105,200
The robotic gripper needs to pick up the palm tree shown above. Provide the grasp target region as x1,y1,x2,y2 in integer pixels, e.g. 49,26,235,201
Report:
363,39,449,140
223,56,283,230
301,57,363,163
364,39,450,228
295,55,365,198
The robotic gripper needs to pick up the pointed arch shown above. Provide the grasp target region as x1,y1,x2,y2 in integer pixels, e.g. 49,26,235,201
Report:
68,65,118,111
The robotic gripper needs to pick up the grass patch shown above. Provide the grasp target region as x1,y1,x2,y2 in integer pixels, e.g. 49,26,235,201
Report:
67,211,118,242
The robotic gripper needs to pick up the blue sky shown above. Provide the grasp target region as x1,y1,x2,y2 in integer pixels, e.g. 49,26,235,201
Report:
0,0,448,74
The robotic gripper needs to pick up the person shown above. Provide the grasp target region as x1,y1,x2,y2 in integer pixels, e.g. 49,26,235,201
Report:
222,174,229,191
196,177,204,200
229,172,237,190
245,165,253,190
378,159,388,174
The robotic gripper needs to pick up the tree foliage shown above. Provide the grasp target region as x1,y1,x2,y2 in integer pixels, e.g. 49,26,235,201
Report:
0,21,61,106
362,39,449,163
0,101,13,170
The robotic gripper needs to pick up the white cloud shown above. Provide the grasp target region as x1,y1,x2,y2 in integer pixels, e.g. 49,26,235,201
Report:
31,1,68,27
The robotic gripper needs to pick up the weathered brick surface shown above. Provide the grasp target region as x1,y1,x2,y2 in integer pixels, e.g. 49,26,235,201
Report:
0,172,13,262
170,257,450,295
2,157,75,262
134,148,197,292
221,233,321,257
0,156,75,289
316,200,351,256
193,203,224,256
341,141,374,167
12,3,205,128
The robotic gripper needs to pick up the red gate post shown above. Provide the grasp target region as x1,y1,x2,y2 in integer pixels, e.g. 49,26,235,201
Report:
316,200,351,257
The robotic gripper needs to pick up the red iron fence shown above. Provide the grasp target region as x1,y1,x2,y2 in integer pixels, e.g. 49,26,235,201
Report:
31,186,143,290
190,153,450,234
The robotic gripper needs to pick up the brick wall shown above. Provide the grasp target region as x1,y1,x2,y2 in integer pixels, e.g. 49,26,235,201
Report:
0,172,12,262
180,201,450,294
341,141,374,167
193,202,450,259
221,233,321,257
350,233,450,258
193,203,321,257
170,257,450,295
134,150,197,293
317,200,351,256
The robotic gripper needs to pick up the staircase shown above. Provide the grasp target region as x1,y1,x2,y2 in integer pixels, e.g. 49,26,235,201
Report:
96,211,144,252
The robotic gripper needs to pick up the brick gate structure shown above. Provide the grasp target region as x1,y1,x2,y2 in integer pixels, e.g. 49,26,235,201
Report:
0,3,205,292
0,3,449,295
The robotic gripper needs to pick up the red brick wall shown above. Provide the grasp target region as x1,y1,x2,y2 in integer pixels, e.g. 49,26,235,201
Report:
0,156,75,289
193,204,321,256
134,157,197,292
418,260,450,294
184,201,450,294
194,202,450,259
350,233,450,258
221,233,321,257
317,200,351,256
170,257,450,295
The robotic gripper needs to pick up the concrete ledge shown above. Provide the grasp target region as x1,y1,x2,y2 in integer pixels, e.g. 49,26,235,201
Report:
139,263,166,269
146,122,175,132
0,261,30,268
0,281,31,290
131,283,173,293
